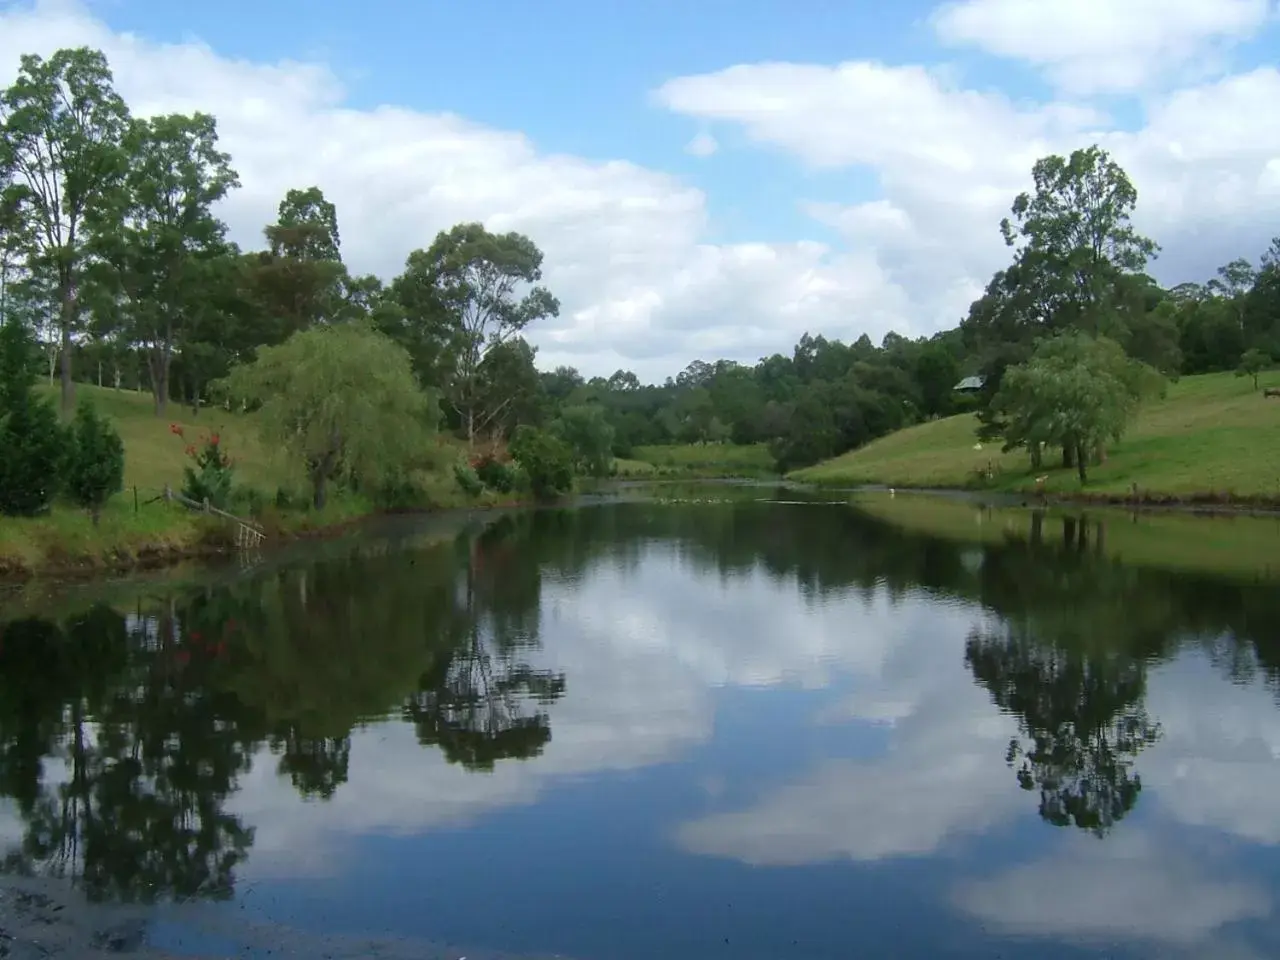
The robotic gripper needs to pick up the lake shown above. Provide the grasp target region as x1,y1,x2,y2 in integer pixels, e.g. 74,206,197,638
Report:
2,486,1280,959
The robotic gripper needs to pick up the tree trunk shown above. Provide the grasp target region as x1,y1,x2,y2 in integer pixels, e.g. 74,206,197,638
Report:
1075,441,1088,484
1061,444,1075,469
59,322,74,415
91,504,101,526
312,470,328,511
310,442,339,510
58,277,76,415
150,342,172,417
1030,443,1042,470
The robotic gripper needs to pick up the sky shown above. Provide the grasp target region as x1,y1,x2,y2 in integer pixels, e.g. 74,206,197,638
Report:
3,0,1280,383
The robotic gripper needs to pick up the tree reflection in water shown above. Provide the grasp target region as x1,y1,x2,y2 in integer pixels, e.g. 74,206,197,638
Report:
0,496,1276,901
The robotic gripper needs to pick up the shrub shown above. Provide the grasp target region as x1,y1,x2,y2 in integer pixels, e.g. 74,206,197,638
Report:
174,425,234,509
509,425,574,500
374,474,432,511
473,453,518,493
453,461,484,497
0,318,69,517
65,398,125,524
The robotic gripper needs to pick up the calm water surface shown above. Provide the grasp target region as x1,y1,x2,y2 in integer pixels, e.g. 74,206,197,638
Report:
3,490,1280,959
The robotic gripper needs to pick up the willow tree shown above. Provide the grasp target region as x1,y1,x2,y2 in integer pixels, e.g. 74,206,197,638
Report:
219,323,435,509
994,332,1163,482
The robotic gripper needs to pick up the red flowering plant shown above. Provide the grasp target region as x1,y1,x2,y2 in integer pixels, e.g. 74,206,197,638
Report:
172,423,235,508
470,447,519,494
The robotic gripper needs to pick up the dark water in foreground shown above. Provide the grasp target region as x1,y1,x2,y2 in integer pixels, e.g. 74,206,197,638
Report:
3,490,1280,959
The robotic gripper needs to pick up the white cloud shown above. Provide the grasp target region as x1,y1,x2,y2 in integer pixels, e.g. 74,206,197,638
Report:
0,0,914,382
657,57,1280,325
225,547,970,879
673,607,1027,866
8,1,1280,384
685,130,718,157
954,830,1272,949
931,0,1273,95
1139,649,1280,846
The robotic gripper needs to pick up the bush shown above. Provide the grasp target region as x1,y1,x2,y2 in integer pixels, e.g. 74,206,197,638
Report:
374,474,432,511
65,398,125,524
0,396,68,517
174,425,234,509
473,453,518,493
509,425,574,500
0,318,69,517
453,461,484,497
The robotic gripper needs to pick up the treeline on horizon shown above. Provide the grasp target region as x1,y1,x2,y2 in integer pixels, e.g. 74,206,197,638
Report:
3,47,1279,476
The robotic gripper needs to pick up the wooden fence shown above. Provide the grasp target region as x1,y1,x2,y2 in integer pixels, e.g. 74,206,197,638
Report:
162,485,266,549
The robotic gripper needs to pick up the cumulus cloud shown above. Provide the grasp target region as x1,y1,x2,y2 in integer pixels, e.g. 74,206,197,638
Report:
953,829,1272,948
657,55,1280,323
0,0,914,382
228,546,968,878
7,0,1280,382
931,0,1273,95
673,606,1026,866
1140,650,1280,846
684,130,719,157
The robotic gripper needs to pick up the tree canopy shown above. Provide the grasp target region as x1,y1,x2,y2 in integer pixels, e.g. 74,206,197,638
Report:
218,323,435,509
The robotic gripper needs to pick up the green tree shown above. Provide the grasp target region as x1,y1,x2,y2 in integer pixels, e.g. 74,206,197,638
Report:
96,112,240,416
1237,346,1272,389
419,223,560,444
65,397,124,524
993,332,1160,483
247,186,347,340
270,185,341,263
1000,145,1158,335
473,337,546,437
218,322,435,509
552,404,615,477
508,425,574,499
0,47,130,415
0,316,68,515
914,341,960,417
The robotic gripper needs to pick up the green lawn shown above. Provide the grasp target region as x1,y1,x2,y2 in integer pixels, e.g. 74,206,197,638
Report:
33,383,294,495
629,442,777,478
793,370,1280,501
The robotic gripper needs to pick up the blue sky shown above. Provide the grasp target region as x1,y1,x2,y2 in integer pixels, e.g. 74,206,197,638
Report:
8,0,1280,378
82,0,1028,246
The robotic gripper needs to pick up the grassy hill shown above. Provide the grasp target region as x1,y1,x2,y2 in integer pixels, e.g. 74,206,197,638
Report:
792,370,1280,502
0,384,470,579
31,383,293,494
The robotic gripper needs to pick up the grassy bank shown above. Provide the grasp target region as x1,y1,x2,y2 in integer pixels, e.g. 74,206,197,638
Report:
849,489,1280,582
0,384,490,580
792,370,1280,504
615,442,777,479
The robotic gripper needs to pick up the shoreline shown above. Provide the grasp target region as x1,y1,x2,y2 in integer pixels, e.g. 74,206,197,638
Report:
793,477,1280,518
0,493,537,585
6,475,1279,586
